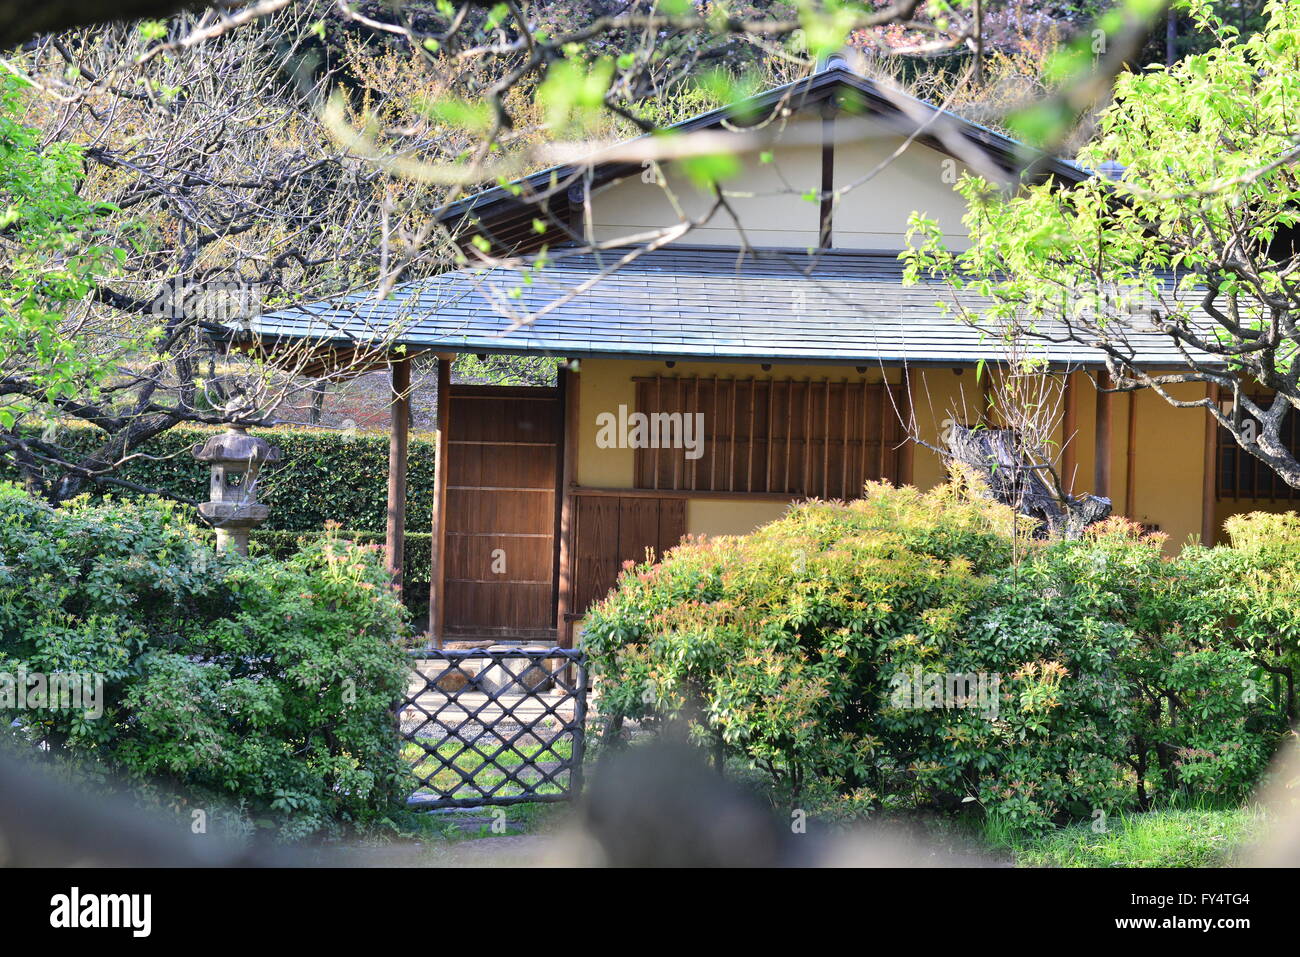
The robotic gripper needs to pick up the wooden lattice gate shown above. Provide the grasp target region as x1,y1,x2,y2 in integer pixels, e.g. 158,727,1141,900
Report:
402,647,588,808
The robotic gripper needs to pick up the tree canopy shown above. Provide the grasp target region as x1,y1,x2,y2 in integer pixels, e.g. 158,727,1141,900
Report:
0,0,1205,501
907,0,1300,489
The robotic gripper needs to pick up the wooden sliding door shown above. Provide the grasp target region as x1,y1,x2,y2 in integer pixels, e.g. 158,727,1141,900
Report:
444,385,561,634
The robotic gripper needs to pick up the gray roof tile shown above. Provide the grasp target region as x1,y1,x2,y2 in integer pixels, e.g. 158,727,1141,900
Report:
251,247,1218,367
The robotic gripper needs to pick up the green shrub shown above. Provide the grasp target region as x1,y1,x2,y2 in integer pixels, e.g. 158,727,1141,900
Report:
978,518,1279,824
583,482,1288,832
0,484,412,840
242,528,432,586
584,481,1026,810
4,424,437,534
1208,510,1300,711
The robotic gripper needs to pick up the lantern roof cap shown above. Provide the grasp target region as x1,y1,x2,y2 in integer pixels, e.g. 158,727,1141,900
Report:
190,426,282,465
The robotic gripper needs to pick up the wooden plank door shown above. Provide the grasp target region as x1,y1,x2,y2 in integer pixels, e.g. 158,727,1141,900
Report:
444,385,561,634
569,494,687,618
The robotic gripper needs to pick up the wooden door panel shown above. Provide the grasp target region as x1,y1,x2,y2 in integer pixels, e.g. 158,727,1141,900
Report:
444,386,560,633
445,535,554,583
481,445,558,488
617,497,663,567
569,494,686,617
657,498,686,557
572,496,621,614
450,395,560,445
446,582,552,630
446,487,555,535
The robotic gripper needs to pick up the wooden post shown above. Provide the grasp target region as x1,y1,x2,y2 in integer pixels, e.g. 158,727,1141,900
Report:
427,355,453,645
1125,390,1138,517
384,355,411,590
1202,381,1220,545
818,104,835,249
1094,370,1112,499
555,362,579,648
1061,371,1077,495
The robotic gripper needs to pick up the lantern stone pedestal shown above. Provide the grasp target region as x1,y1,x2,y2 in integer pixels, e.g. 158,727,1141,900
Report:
191,427,282,556
198,501,270,555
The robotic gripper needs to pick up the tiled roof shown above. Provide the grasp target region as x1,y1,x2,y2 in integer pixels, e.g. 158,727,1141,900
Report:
250,246,1214,368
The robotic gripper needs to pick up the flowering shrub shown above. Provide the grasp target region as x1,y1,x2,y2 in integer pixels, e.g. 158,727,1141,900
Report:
583,481,1288,832
0,484,412,840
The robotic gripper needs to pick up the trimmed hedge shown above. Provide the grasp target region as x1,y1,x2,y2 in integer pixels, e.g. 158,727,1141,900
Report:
241,529,432,585
4,424,437,534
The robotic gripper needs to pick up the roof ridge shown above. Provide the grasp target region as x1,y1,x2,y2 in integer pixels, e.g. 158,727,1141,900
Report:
435,67,1089,225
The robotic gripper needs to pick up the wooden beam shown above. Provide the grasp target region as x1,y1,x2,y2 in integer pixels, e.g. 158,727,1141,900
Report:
674,377,684,490
712,374,721,491
1125,389,1138,517
653,376,662,490
785,379,794,492
840,378,849,495
875,378,886,480
819,107,835,249
821,378,831,498
384,355,411,590
802,378,812,495
571,486,802,503
746,377,756,492
427,356,453,646
767,378,777,493
1094,371,1112,500
555,363,580,649
692,376,703,490
1061,371,1077,495
858,379,868,489
1202,381,1220,545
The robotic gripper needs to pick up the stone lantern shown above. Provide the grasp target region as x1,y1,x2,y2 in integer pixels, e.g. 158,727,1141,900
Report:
191,427,281,555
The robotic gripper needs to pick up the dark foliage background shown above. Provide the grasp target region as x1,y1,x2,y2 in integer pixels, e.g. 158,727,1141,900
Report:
5,424,437,533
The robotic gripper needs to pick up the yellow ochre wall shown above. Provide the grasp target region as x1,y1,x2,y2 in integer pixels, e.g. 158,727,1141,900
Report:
1129,384,1210,548
575,359,1215,552
586,115,975,251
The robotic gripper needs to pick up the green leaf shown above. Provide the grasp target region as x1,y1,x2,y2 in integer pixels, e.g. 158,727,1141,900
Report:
680,153,742,188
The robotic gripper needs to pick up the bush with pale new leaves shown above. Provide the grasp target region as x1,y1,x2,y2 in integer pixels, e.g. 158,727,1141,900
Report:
584,479,1288,832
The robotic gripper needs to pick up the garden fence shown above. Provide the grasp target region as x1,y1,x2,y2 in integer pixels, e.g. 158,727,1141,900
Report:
400,647,589,809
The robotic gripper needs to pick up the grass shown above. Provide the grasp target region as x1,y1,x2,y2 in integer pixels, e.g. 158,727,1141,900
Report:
403,737,574,799
990,805,1269,868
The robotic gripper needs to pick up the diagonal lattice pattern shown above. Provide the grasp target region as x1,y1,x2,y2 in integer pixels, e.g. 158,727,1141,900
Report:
400,648,588,809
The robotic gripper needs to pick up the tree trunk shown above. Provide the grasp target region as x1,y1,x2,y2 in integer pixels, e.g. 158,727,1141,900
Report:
1166,7,1177,66
946,425,1111,538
